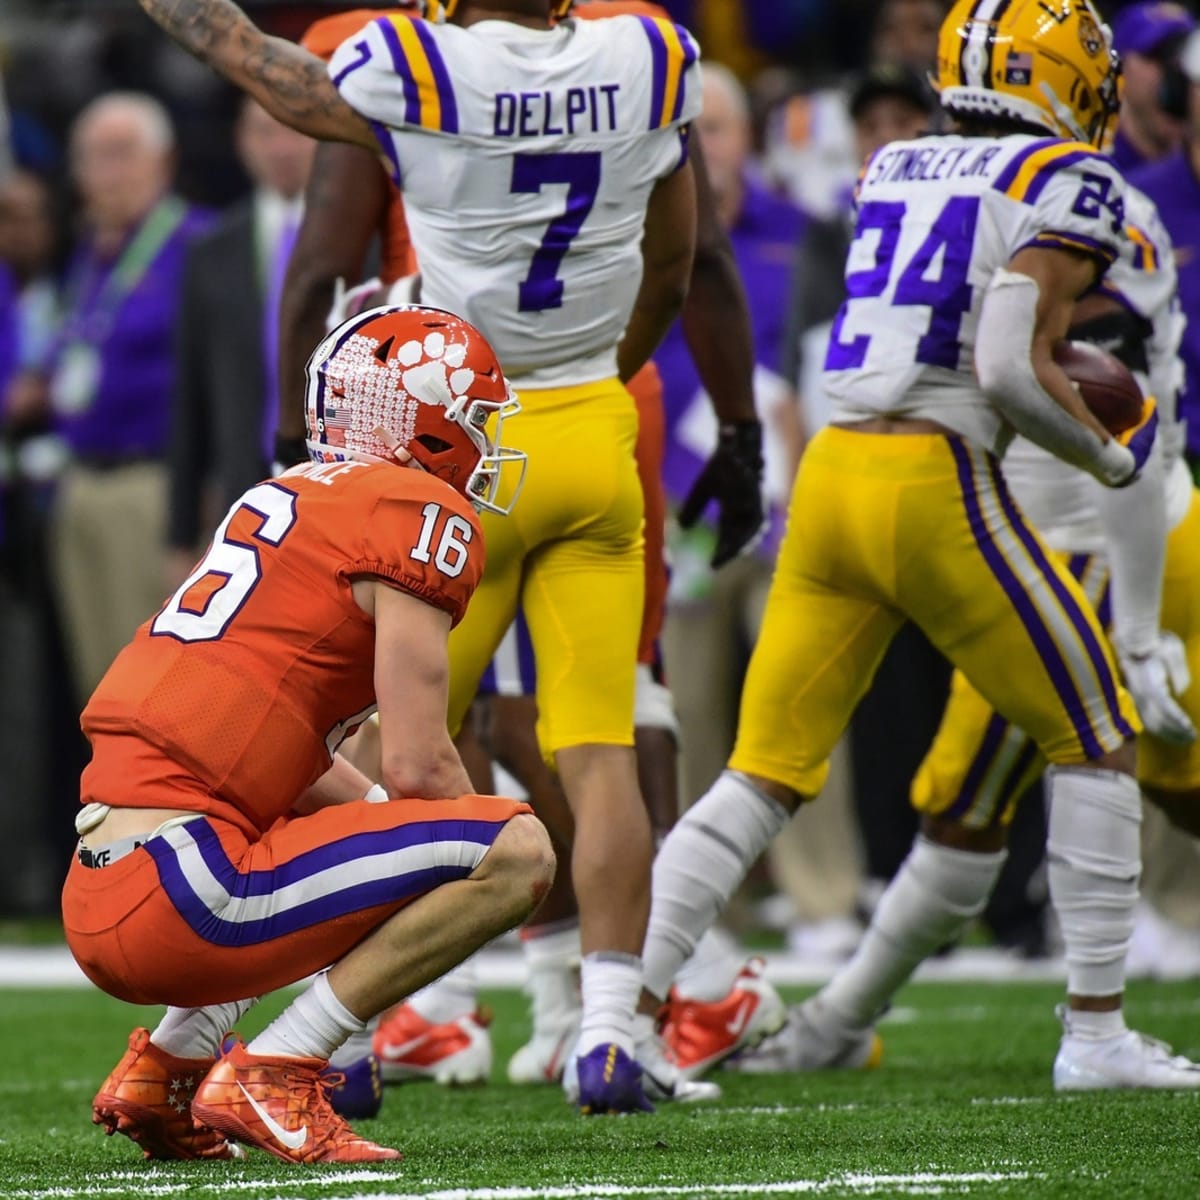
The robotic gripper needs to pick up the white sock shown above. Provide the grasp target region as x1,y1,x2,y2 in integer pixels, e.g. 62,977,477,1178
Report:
1048,766,1141,1000
328,1019,378,1068
577,952,641,1057
407,958,478,1025
818,836,1007,1030
248,972,365,1062
672,927,745,1002
1061,1007,1127,1041
643,772,788,1000
151,998,258,1060
521,920,581,1033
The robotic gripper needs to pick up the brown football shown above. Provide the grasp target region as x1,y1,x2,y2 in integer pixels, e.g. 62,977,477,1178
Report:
1052,340,1144,435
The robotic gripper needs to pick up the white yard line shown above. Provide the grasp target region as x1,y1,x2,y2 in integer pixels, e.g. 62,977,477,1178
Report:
8,1171,1043,1200
0,946,1076,991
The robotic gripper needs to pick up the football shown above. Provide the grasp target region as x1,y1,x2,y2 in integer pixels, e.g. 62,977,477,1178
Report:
1052,339,1145,436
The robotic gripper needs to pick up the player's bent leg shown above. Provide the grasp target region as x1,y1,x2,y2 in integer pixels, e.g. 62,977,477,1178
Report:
191,812,555,1163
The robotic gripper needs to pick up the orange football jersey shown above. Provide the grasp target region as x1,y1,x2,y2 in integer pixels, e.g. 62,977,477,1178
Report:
81,461,484,834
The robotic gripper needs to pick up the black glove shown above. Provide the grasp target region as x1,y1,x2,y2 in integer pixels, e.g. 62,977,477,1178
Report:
272,432,309,474
678,419,766,569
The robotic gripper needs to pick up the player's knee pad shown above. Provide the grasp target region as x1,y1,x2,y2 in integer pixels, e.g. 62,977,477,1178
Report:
1047,767,1141,972
634,664,679,739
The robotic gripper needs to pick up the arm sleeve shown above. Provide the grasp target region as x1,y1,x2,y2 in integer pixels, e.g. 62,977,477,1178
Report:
343,489,485,627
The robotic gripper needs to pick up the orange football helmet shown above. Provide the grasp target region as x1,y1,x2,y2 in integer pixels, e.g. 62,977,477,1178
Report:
305,306,526,515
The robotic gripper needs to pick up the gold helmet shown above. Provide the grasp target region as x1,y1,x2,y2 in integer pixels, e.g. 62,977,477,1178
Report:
935,0,1121,146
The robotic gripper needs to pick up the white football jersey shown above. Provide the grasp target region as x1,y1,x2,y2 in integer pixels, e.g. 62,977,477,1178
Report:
330,14,700,387
1002,184,1190,554
823,133,1129,454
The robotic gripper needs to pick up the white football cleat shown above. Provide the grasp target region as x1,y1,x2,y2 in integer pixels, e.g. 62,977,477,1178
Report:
507,1012,581,1085
373,1003,492,1085
1053,1005,1200,1090
728,996,882,1073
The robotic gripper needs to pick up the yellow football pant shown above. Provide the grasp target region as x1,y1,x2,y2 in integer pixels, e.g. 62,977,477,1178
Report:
914,486,1200,828
730,427,1139,799
447,378,643,755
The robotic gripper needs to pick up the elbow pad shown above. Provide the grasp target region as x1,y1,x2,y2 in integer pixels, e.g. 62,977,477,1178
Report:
976,271,1134,487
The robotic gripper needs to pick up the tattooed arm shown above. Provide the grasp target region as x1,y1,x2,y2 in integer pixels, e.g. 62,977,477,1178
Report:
137,0,375,147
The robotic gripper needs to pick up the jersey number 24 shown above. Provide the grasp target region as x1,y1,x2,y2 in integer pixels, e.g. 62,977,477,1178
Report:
825,196,979,372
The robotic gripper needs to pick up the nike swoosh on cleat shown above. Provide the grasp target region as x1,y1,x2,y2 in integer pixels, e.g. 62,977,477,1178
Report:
236,1082,308,1151
377,1036,435,1060
725,999,753,1037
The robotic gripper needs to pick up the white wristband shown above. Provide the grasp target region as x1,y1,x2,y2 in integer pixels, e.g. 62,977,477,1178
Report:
1090,439,1136,488
365,784,389,804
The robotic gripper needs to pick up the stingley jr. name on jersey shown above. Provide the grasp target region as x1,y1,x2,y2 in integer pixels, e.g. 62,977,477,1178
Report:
822,133,1131,456
1001,184,1192,554
329,14,701,388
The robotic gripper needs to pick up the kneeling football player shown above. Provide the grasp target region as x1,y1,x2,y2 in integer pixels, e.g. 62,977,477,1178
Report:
61,306,554,1164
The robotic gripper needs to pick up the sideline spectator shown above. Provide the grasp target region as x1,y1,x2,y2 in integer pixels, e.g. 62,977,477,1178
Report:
1110,2,1195,175
43,92,209,703
167,97,312,584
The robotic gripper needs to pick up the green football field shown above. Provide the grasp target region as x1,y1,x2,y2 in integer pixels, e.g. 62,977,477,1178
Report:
3,980,1200,1199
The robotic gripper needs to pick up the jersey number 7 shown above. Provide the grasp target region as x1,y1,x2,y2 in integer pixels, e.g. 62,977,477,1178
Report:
511,151,602,313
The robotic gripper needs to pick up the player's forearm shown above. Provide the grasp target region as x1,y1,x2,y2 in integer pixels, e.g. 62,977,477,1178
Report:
277,258,338,441
136,0,370,145
618,277,688,383
682,246,757,423
977,270,1132,484
1096,439,1168,655
293,752,378,813
380,736,473,801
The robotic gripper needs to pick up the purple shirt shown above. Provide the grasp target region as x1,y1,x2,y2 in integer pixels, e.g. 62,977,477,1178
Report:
1111,126,1152,177
0,263,17,406
656,177,806,551
49,200,211,459
1130,149,1200,457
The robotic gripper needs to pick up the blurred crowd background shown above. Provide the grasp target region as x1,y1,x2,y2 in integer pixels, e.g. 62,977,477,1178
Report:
3,0,1200,981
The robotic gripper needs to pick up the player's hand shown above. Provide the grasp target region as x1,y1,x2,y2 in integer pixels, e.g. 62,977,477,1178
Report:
1112,398,1158,488
1118,631,1196,745
678,420,767,569
272,432,308,474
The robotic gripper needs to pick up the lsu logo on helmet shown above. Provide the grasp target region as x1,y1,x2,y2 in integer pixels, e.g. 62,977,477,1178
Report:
935,0,1121,147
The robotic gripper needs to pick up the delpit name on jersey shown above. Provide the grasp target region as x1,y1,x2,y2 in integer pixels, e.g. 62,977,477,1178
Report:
493,83,622,138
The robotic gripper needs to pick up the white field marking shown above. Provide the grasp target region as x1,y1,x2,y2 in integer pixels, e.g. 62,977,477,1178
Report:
6,1171,1045,1200
240,1174,1042,1200
7,1169,412,1200
0,945,1077,990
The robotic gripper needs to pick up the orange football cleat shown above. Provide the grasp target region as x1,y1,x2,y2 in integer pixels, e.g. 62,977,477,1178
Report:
373,1003,493,1085
660,957,787,1080
92,1027,242,1160
190,1037,401,1164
